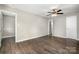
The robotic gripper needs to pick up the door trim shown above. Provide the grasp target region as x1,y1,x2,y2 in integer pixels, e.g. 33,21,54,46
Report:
0,10,17,42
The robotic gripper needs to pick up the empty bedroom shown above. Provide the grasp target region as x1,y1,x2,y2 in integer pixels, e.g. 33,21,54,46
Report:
0,4,79,54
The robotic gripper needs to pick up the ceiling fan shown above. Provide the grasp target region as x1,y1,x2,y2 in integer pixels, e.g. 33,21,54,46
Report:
47,9,64,16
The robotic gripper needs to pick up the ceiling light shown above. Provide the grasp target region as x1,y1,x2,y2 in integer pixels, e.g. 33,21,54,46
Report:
52,14,57,16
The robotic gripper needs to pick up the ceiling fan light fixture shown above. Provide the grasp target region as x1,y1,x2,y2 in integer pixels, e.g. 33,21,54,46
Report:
52,14,57,16
47,8,63,16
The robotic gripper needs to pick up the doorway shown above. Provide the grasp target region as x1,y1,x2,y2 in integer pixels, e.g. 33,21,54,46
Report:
3,14,15,38
0,10,16,47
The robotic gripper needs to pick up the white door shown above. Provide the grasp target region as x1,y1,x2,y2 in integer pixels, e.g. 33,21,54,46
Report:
66,16,77,39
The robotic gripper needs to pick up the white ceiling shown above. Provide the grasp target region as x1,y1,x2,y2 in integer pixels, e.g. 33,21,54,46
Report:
8,4,79,18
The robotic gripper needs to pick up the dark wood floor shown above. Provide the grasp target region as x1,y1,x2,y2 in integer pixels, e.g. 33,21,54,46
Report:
0,36,79,54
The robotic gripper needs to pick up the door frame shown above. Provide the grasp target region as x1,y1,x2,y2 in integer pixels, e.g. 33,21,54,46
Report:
0,10,17,41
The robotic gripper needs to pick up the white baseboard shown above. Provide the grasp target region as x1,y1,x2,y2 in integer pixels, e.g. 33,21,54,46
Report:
53,35,66,38
16,35,48,43
53,35,79,41
16,35,79,43
2,36,15,38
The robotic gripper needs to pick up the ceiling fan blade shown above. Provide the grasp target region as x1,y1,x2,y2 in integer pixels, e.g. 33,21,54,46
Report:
57,9,62,12
47,14,51,16
57,13,63,14
48,11,55,13
48,12,56,14
48,12,52,13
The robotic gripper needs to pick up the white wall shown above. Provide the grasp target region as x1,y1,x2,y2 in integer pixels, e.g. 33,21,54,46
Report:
52,16,66,38
0,5,48,42
16,12,48,42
